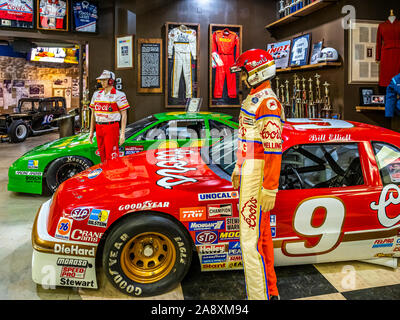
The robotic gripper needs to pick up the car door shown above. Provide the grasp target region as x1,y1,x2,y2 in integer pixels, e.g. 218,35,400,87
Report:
272,141,385,266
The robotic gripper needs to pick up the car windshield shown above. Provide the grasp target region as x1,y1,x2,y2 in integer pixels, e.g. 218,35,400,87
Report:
208,131,237,175
125,115,158,139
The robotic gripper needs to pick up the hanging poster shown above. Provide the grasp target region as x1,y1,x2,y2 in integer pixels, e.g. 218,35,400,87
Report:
72,0,98,33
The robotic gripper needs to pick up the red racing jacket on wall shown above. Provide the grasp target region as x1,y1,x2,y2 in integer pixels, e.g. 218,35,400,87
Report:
376,19,400,87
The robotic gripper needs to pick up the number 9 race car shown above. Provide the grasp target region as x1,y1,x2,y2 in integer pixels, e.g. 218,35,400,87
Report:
31,118,400,297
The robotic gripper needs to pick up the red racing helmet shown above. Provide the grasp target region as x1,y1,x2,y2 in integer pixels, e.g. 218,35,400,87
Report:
230,49,276,87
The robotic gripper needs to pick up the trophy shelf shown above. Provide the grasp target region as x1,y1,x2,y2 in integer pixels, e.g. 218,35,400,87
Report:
265,0,338,29
276,61,342,73
356,106,385,112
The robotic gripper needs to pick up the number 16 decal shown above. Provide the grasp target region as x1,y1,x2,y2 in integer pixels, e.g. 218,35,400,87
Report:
282,197,346,257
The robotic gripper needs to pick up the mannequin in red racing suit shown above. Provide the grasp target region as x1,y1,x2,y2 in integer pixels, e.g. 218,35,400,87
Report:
230,49,284,300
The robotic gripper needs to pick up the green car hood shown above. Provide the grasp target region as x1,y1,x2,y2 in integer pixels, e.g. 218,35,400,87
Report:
28,133,94,155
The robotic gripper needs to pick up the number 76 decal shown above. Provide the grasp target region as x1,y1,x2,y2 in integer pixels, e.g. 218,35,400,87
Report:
282,197,346,257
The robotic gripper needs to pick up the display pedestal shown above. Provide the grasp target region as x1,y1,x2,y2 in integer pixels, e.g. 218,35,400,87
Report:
57,115,75,138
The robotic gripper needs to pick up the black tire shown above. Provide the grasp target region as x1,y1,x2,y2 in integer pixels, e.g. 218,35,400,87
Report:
9,120,29,143
102,213,192,297
46,156,93,193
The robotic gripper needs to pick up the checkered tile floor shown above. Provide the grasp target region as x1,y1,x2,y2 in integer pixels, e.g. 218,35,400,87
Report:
75,253,400,300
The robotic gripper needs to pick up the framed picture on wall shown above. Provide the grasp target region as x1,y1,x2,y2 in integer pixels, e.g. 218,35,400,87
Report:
267,40,291,69
359,87,375,106
115,34,134,70
209,24,242,108
290,33,311,67
310,40,324,65
37,0,69,31
348,20,382,84
165,22,200,109
0,0,34,29
72,0,98,33
137,38,163,93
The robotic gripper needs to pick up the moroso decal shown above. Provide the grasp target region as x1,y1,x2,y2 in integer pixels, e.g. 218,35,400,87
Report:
198,191,239,201
155,150,198,189
219,231,240,241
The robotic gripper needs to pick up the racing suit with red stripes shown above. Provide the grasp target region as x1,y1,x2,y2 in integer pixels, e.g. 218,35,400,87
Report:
236,80,284,300
89,87,130,162
212,29,239,99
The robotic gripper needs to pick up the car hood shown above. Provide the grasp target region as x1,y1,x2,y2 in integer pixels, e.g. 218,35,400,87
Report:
27,133,94,154
50,147,221,215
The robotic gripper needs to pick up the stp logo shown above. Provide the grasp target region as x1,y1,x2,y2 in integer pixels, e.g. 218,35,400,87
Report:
195,231,218,245
70,207,91,221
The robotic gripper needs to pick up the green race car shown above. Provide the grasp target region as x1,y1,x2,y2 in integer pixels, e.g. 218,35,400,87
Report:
8,112,238,195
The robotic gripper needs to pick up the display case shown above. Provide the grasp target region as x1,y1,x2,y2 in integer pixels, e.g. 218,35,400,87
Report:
209,23,242,108
37,0,69,31
165,22,200,109
0,0,34,29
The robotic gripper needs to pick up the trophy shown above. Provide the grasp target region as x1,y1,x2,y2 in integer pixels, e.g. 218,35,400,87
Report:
275,77,280,101
285,80,291,117
308,78,316,118
81,89,90,132
321,81,333,118
278,0,285,18
314,73,322,117
301,78,307,118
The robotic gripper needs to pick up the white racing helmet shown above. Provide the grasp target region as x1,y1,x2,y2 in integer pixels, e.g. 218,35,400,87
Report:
317,48,339,63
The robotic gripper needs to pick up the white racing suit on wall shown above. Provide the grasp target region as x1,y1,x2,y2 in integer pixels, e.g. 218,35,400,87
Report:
168,26,197,98
236,80,285,300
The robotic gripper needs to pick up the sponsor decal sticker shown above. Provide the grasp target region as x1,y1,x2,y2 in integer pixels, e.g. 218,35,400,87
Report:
60,266,86,279
88,168,102,179
125,146,144,155
54,243,96,257
118,201,169,211
197,244,227,255
207,203,232,217
219,231,240,241
15,171,42,176
201,263,226,270
87,209,109,227
71,229,103,243
240,197,257,230
198,191,239,201
226,217,239,231
271,227,276,238
195,231,218,245
70,207,91,221
228,241,242,256
228,261,243,269
270,214,276,227
201,254,227,264
180,207,206,222
189,220,225,231
28,160,39,169
55,218,73,240
372,238,394,248
25,175,41,183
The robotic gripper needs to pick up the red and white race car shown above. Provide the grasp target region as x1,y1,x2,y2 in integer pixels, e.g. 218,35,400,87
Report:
32,118,400,297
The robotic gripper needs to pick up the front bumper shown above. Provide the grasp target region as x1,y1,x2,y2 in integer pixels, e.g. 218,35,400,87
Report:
31,199,98,289
8,163,43,195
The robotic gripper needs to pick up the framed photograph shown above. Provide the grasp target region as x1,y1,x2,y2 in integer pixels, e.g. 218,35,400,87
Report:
370,94,385,105
0,0,34,29
115,35,134,70
37,0,69,31
310,40,324,65
186,98,202,113
209,24,242,108
290,33,312,67
348,20,382,84
72,0,98,33
359,87,375,106
267,40,291,69
137,38,162,93
165,22,200,108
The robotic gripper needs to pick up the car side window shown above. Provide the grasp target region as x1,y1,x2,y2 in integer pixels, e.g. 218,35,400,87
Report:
166,120,206,140
20,102,32,113
279,143,364,190
209,120,234,139
372,142,400,185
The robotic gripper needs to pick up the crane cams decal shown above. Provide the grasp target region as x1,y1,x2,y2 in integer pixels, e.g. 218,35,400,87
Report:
155,149,198,189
